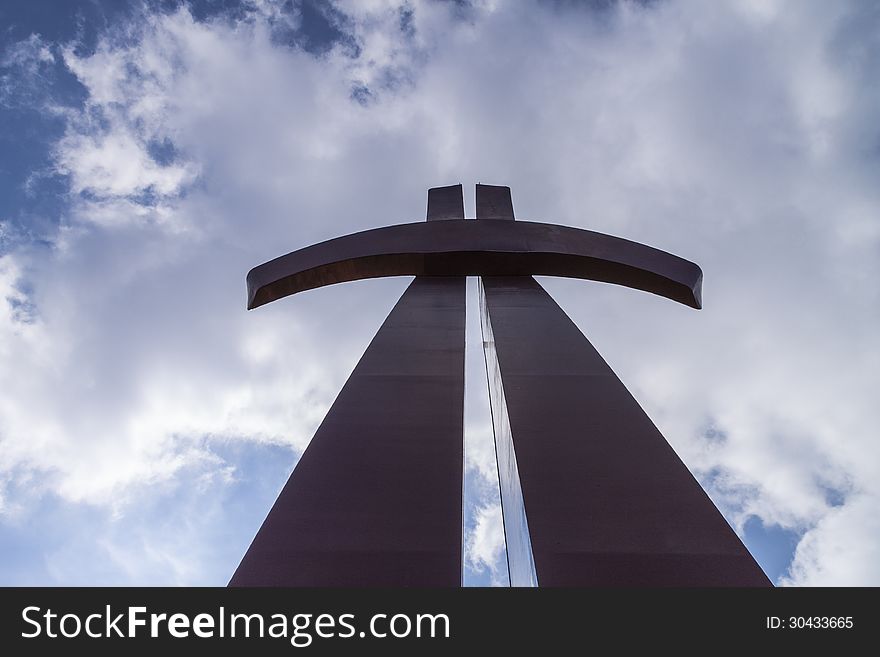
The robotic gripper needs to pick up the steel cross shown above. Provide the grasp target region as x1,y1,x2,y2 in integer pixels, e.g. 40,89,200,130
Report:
231,184,769,587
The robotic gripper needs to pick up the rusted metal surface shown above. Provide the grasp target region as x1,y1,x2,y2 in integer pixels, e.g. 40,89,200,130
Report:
246,218,702,311
236,183,768,587
231,187,466,587
473,185,768,587
427,183,465,221
479,276,770,587
476,182,516,220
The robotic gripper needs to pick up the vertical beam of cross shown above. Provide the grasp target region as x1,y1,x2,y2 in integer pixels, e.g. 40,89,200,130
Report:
229,186,466,586
477,184,770,586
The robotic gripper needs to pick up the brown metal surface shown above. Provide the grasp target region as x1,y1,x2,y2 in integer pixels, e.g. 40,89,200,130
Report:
237,183,768,587
474,185,768,586
476,182,516,220
479,276,770,586
246,218,702,311
231,187,467,587
427,183,465,221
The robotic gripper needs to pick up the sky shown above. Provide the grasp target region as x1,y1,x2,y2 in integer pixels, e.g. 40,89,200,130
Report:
0,0,878,586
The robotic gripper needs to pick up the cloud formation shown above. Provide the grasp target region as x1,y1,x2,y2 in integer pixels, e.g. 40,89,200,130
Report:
0,0,877,584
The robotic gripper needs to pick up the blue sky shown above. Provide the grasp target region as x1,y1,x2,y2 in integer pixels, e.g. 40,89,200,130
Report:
1,0,878,586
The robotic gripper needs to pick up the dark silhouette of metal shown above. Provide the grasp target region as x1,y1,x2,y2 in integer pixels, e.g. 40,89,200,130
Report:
474,185,768,586
232,183,770,587
245,217,702,311
230,186,466,587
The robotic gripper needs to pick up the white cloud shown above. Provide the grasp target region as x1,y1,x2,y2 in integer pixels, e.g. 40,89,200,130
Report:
782,494,880,586
1,33,54,70
466,502,507,586
1,0,878,585
1,33,54,96
56,129,198,201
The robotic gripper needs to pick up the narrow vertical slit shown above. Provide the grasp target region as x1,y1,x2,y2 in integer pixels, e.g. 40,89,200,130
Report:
479,278,538,587
462,277,511,586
